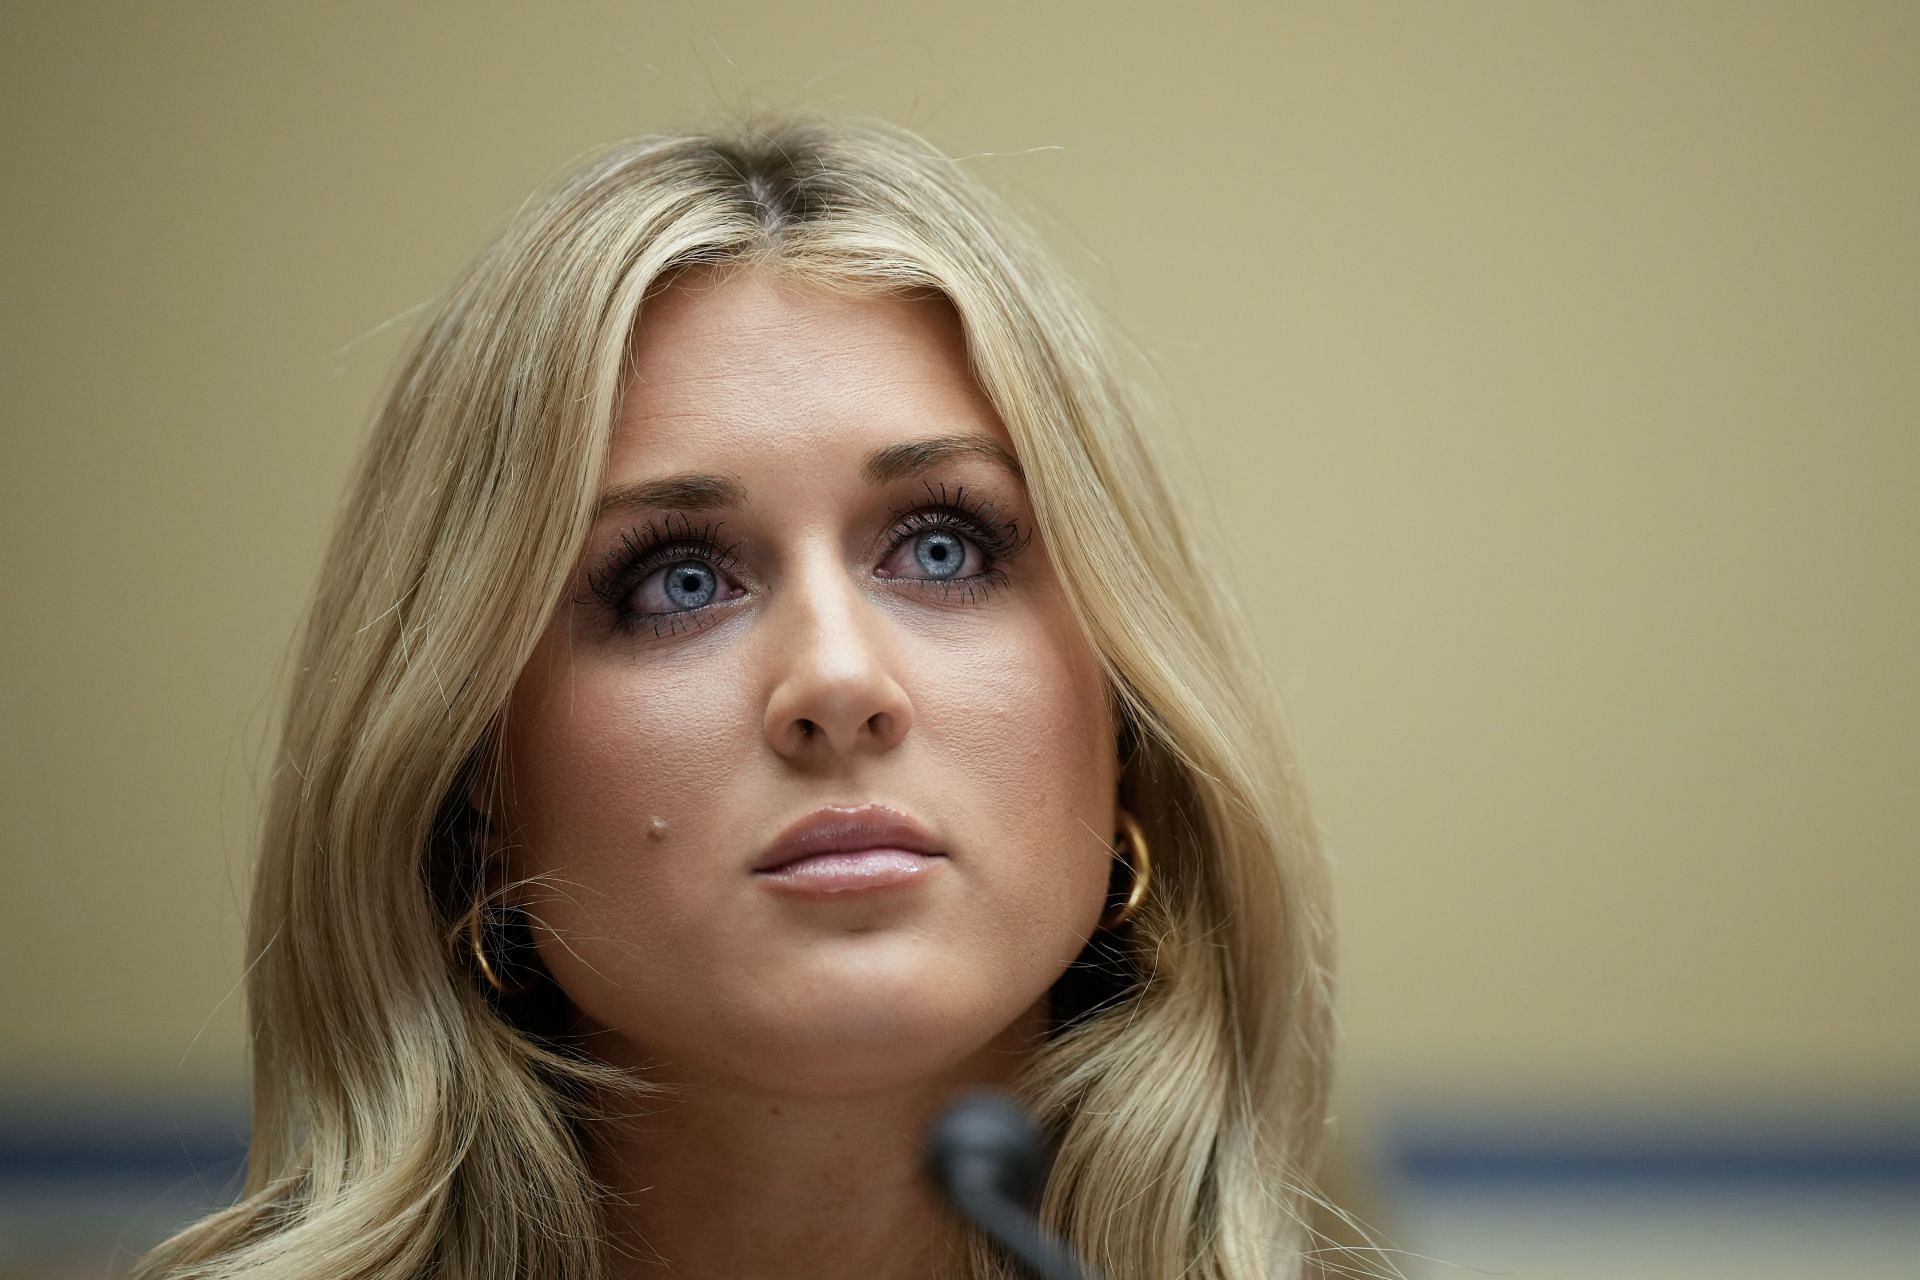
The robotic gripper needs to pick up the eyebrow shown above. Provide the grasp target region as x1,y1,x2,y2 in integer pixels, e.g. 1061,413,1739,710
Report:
591,433,1026,520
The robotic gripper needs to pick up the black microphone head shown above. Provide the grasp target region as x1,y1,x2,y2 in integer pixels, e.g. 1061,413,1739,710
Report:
925,1087,1047,1211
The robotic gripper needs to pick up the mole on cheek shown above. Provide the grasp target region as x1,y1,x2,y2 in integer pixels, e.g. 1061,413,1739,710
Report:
645,815,669,842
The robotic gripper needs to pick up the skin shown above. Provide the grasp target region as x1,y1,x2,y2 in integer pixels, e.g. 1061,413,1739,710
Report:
493,266,1122,1279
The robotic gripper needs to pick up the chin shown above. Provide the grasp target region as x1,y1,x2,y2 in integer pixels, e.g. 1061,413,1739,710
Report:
703,960,1050,1097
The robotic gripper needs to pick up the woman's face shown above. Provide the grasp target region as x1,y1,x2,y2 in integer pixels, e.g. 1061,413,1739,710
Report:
497,267,1120,1096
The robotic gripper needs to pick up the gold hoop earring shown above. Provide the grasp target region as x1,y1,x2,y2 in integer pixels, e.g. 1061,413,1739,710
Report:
464,895,510,994
1099,808,1151,930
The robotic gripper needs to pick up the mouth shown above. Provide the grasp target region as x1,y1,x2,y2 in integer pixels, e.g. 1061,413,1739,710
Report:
753,847,947,894
752,803,948,895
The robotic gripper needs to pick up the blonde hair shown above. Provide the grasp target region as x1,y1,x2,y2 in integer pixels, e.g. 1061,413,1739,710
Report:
134,116,1343,1280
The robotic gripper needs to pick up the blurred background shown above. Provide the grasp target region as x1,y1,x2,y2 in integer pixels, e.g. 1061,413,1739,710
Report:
3,2,1915,1276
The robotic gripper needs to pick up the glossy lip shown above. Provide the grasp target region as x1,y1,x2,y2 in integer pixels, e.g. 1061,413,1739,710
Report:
752,802,946,874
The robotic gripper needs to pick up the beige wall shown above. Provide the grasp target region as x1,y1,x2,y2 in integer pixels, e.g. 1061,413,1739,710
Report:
3,2,1914,1112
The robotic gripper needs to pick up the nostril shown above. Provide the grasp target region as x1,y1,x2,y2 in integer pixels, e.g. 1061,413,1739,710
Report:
798,718,816,737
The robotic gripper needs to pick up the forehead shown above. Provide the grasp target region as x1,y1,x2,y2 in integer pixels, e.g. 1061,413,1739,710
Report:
610,267,1016,471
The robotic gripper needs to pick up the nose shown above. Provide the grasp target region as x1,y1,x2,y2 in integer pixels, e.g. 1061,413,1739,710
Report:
762,555,914,760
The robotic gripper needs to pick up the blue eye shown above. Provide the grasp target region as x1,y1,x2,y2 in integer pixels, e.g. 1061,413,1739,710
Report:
658,560,721,610
881,483,1027,586
586,485,1031,640
585,515,746,637
910,529,966,579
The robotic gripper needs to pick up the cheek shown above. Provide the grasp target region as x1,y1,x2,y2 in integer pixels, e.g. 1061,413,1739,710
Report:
917,610,1118,927
499,646,755,938
497,645,786,1064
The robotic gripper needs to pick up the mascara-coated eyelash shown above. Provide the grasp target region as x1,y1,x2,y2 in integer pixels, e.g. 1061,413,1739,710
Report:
585,513,746,636
881,481,1031,568
865,483,1033,614
586,483,1031,639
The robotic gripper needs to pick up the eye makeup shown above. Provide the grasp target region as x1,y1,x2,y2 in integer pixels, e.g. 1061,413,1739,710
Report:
583,478,1035,640
584,513,747,638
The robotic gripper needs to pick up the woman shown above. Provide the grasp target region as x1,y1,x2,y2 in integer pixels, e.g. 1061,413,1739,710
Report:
134,117,1342,1280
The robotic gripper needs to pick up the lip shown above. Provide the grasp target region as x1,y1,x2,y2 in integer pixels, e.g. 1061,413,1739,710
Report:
752,803,946,875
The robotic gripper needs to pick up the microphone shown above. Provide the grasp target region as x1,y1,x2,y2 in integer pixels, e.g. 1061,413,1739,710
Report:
924,1089,1109,1280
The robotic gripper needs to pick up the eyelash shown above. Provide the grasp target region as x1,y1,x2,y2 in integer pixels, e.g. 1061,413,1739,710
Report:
585,482,1033,639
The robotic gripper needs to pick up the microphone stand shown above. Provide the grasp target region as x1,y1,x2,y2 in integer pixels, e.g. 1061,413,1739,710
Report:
924,1089,1110,1280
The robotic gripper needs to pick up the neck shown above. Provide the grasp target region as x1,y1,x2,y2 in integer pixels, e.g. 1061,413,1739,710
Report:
590,1003,1047,1280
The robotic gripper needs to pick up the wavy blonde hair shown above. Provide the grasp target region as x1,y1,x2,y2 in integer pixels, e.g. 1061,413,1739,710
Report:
134,116,1343,1280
